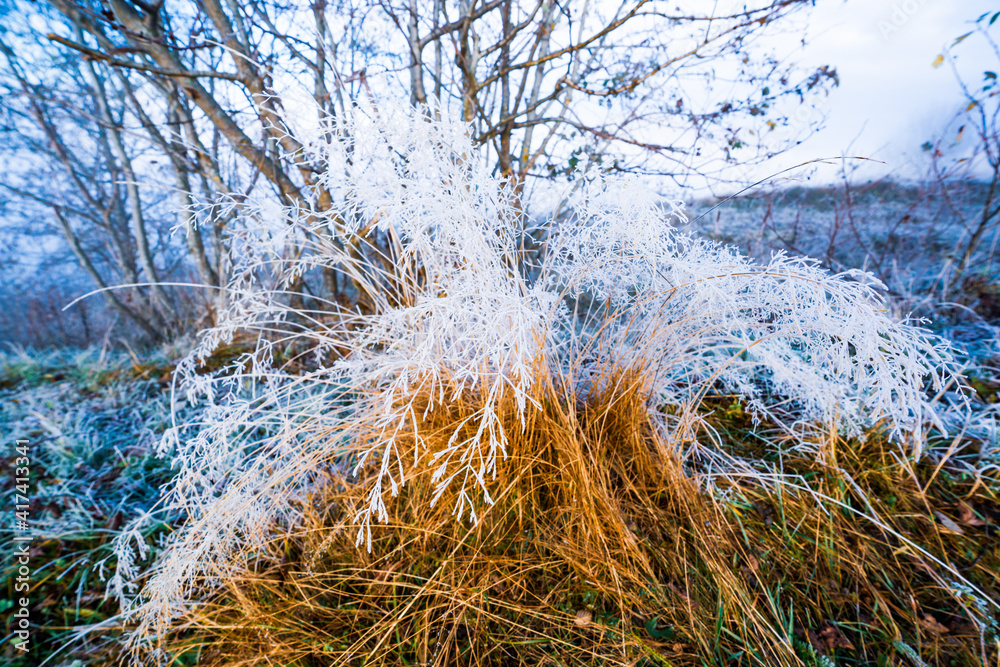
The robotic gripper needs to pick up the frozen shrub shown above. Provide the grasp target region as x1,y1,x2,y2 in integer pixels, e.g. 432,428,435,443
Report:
550,178,952,450
110,100,959,649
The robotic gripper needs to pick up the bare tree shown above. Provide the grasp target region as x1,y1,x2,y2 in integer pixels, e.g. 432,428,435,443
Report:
2,0,837,337
375,1,838,195
0,23,187,341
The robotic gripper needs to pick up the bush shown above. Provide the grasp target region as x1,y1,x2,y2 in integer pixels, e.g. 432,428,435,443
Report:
108,101,971,661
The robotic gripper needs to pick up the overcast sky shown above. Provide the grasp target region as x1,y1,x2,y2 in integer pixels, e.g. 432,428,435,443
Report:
732,0,997,190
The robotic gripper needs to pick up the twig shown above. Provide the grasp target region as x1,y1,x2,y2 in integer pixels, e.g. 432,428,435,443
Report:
47,34,245,82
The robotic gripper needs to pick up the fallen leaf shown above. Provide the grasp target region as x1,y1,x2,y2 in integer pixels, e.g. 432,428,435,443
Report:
574,610,592,626
806,628,825,654
819,621,855,651
933,510,965,535
919,614,950,635
933,54,945,68
667,581,698,608
958,501,986,527
753,502,775,527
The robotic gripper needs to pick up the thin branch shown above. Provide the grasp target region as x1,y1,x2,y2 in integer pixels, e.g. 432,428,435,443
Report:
47,33,245,81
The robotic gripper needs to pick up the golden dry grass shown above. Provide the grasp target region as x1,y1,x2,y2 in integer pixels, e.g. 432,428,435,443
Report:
146,370,999,667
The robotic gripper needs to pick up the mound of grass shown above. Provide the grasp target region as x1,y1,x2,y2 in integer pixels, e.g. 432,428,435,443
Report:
148,379,998,667
5,363,996,665
91,103,998,667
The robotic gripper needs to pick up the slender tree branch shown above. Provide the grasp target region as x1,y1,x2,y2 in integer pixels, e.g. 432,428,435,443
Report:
47,33,245,81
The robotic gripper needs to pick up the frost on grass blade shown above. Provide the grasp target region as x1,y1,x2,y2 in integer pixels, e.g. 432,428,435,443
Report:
550,177,956,452
110,100,958,653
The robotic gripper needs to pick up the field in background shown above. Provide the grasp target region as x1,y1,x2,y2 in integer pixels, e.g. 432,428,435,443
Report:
686,180,1000,380
7,180,999,351
688,180,998,319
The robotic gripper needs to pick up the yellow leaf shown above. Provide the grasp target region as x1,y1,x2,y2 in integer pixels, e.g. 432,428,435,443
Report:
932,54,944,68
64,607,100,619
968,100,978,111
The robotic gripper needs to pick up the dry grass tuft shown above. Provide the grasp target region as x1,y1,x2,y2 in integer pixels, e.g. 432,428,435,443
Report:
155,372,1000,667
100,104,994,666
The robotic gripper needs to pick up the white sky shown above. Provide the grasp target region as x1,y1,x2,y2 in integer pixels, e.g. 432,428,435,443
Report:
732,0,997,190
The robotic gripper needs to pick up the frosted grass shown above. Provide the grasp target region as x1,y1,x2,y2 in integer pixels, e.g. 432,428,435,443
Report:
107,101,962,648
